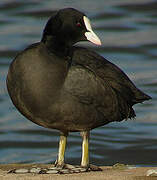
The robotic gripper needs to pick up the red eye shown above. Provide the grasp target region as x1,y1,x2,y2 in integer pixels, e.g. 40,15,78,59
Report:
76,22,81,27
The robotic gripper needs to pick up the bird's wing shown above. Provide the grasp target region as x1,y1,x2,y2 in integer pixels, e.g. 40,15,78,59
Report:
63,60,122,124
71,46,151,105
63,47,131,122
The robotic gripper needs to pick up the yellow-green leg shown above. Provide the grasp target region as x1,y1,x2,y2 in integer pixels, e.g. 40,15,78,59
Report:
55,132,67,167
81,131,90,168
80,131,102,171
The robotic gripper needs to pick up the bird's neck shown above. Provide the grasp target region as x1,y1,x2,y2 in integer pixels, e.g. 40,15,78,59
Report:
41,35,72,58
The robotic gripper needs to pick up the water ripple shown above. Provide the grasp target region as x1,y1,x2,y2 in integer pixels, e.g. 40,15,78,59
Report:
0,0,156,166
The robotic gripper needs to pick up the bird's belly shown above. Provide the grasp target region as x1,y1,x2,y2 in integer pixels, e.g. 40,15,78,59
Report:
7,63,116,132
7,75,99,132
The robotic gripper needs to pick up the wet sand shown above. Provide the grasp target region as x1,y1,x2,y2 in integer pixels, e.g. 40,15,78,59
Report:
0,164,157,180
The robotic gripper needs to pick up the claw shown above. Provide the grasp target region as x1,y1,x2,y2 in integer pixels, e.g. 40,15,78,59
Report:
54,161,65,169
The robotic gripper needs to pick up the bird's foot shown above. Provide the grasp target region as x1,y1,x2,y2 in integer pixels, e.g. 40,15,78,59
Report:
54,162,88,173
39,163,88,174
54,159,65,168
8,164,102,174
8,164,88,174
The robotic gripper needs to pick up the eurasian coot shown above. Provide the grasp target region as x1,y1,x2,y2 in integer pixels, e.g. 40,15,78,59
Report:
7,8,151,169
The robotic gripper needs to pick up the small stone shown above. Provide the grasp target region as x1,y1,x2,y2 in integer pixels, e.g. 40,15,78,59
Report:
127,166,137,170
15,169,29,174
147,169,157,176
30,168,41,173
54,167,62,170
72,169,80,173
75,167,84,170
48,167,57,170
79,168,87,172
75,165,80,168
112,163,127,170
68,170,74,173
39,169,47,174
89,164,102,171
65,164,76,169
8,169,16,173
46,170,59,174
59,169,70,174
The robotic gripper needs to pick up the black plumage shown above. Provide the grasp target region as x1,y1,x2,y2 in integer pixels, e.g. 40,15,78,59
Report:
7,8,151,168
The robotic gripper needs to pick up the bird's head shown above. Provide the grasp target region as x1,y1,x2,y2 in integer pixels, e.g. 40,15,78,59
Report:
42,8,101,47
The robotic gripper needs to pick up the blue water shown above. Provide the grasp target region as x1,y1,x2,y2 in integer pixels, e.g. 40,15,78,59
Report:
0,0,157,166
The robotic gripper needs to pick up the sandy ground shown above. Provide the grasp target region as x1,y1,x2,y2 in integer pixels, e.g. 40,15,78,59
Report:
0,164,157,180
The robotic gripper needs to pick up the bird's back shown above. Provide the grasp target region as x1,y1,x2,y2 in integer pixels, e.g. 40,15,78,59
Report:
72,47,151,104
68,46,151,122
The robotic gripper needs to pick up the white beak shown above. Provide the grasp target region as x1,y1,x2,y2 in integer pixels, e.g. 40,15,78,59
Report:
83,16,101,46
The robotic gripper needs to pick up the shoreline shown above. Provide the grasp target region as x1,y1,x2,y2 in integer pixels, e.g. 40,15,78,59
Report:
0,164,157,180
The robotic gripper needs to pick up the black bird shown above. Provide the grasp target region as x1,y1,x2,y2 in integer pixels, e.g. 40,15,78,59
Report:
7,8,151,169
